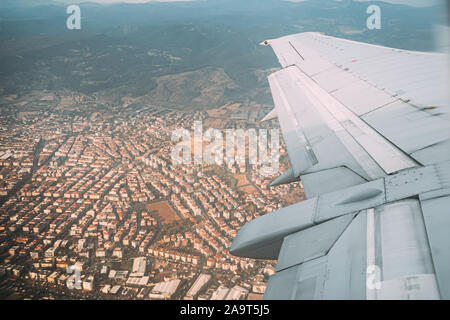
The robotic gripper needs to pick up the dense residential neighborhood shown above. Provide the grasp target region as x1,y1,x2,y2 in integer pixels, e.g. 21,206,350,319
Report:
0,94,302,300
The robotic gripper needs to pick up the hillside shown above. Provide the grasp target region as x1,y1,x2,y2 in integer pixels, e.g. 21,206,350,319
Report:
0,0,443,111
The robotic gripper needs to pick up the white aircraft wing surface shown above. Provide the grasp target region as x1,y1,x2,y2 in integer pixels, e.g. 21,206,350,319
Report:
230,32,450,300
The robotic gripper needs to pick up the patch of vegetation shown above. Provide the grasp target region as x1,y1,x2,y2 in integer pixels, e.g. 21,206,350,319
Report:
157,218,194,239
204,165,237,187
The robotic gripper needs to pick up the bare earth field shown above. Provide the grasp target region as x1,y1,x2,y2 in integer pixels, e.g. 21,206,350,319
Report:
146,201,180,224
238,185,257,194
234,174,249,187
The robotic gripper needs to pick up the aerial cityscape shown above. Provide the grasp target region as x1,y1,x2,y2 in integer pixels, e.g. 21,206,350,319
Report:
0,0,446,301
0,90,303,299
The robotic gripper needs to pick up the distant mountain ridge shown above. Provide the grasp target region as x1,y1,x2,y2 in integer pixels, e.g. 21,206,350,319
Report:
0,0,445,110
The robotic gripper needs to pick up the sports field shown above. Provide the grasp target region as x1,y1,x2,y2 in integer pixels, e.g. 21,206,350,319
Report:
146,201,180,224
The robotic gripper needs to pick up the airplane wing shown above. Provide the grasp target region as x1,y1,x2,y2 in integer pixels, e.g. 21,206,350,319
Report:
230,32,450,300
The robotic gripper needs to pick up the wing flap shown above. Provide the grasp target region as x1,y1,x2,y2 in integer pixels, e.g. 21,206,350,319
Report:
268,66,389,184
300,167,367,198
275,213,355,272
264,256,328,300
268,70,318,176
419,193,450,299
263,199,442,300
264,212,367,300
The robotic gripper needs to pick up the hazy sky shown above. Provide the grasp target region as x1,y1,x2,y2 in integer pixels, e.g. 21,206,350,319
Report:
351,0,443,7
58,0,198,3
57,0,443,6
290,0,443,7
